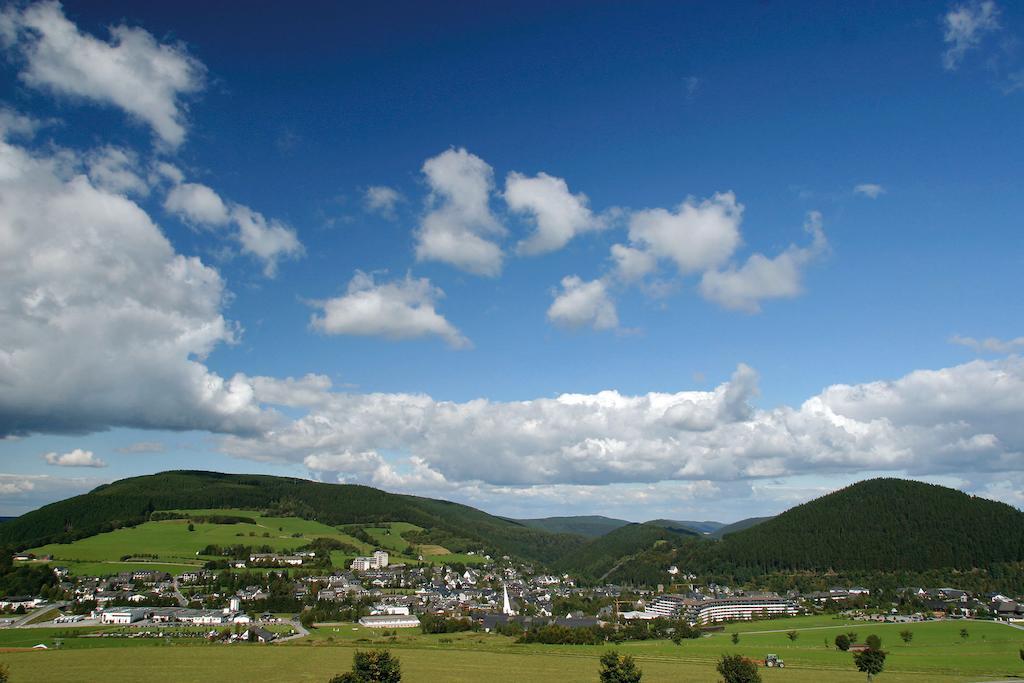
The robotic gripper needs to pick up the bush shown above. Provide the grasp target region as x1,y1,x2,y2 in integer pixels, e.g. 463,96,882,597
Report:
328,649,401,683
0,662,9,683
599,650,642,682
716,654,761,683
834,633,851,651
865,634,881,650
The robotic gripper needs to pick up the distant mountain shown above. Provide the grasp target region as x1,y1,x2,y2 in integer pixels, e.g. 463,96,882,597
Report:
648,519,725,535
709,516,772,538
0,471,583,564
0,517,13,524
514,515,632,538
710,479,1024,571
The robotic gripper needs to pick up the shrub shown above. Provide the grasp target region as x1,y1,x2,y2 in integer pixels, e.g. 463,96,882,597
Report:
835,633,851,651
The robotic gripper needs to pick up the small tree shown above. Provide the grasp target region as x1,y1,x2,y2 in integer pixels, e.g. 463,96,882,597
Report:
835,633,851,651
188,523,195,532
959,628,969,640
847,631,858,643
786,630,798,642
0,662,9,683
865,634,882,650
899,630,912,645
599,650,642,683
853,647,886,682
731,632,740,645
716,654,761,683
330,649,401,683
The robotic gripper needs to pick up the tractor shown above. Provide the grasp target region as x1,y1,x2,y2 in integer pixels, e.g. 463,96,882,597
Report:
765,654,785,668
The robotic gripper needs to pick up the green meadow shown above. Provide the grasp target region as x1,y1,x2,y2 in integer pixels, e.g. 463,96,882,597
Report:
2,617,1022,682
22,510,475,576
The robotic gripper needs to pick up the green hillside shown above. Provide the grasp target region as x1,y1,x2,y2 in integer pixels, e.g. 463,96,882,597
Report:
709,478,1024,571
0,471,583,565
513,515,631,538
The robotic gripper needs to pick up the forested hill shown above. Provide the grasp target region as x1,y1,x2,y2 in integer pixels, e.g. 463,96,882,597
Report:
705,478,1024,572
0,471,583,564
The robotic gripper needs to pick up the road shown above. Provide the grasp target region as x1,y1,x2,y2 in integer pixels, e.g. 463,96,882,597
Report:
170,577,189,607
273,617,309,642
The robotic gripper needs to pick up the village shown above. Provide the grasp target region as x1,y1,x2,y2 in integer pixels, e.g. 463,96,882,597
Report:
3,547,1023,646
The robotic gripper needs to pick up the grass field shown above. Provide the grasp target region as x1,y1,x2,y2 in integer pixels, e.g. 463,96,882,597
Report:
21,510,474,576
2,617,1022,681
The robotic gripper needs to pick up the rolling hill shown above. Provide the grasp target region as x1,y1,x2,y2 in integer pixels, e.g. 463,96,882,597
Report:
554,522,700,581
709,516,772,538
648,519,725,535
513,515,632,538
0,470,583,564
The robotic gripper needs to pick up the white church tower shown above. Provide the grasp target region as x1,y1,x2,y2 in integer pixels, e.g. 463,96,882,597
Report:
502,583,515,615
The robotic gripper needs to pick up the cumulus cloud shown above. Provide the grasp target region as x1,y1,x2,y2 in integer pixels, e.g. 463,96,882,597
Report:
547,276,618,331
363,185,403,219
310,271,470,348
164,182,230,226
950,334,1024,354
219,356,1024,498
414,148,505,276
699,211,828,313
610,244,657,282
942,1,1001,70
0,129,271,437
853,183,886,199
506,171,604,255
230,205,304,277
0,472,103,514
162,180,303,277
0,1,204,146
626,191,743,274
43,448,105,467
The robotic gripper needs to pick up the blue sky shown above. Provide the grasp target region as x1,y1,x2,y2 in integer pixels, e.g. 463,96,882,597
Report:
1,0,1022,521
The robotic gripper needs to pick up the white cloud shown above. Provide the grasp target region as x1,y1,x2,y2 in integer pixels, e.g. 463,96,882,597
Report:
0,129,271,437
43,448,105,467
505,171,604,255
610,243,657,282
0,472,104,515
699,211,828,313
85,146,148,197
164,182,230,226
950,334,1024,354
853,183,886,199
942,1,1001,71
220,356,1024,493
230,205,304,277
0,1,204,147
363,185,403,219
414,148,505,276
310,271,470,349
627,191,743,274
162,181,303,277
547,276,618,331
